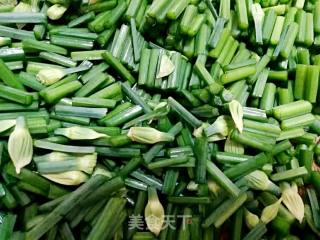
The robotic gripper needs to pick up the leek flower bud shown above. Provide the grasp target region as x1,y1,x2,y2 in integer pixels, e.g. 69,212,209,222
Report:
35,153,97,174
229,100,243,133
245,170,281,195
8,116,33,174
261,199,282,224
36,68,65,86
193,123,210,138
204,115,233,137
244,209,259,229
42,171,88,185
127,127,174,144
224,137,244,154
156,54,175,79
54,126,107,140
281,182,304,223
47,4,67,20
207,179,223,198
92,164,114,179
145,187,164,236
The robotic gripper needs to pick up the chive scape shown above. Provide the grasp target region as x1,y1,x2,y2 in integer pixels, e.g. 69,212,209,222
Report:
0,1,318,239
0,12,46,24
34,140,96,154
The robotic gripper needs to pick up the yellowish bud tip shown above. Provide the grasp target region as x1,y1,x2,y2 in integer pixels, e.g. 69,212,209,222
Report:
37,68,65,86
47,4,67,20
15,166,21,174
128,127,174,144
229,100,243,133
156,54,175,79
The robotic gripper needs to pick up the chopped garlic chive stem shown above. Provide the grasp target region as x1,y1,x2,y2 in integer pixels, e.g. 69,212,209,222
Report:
272,100,312,120
280,113,315,130
223,153,269,180
71,97,116,108
121,82,152,113
242,223,267,240
40,52,77,68
206,160,241,197
34,140,96,153
0,58,25,90
68,12,95,28
281,182,304,223
202,192,247,228
102,51,136,85
36,155,97,174
168,97,203,128
22,39,68,55
0,12,46,24
55,105,108,119
271,167,308,182
270,16,285,45
235,0,249,30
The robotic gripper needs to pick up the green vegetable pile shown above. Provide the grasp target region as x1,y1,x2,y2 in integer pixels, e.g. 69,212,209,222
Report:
0,0,319,239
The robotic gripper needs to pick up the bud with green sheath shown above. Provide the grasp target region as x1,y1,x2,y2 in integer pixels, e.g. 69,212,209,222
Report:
229,100,244,133
244,208,259,229
33,151,97,163
36,153,97,174
261,198,282,224
92,164,114,179
245,170,281,195
41,171,89,185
